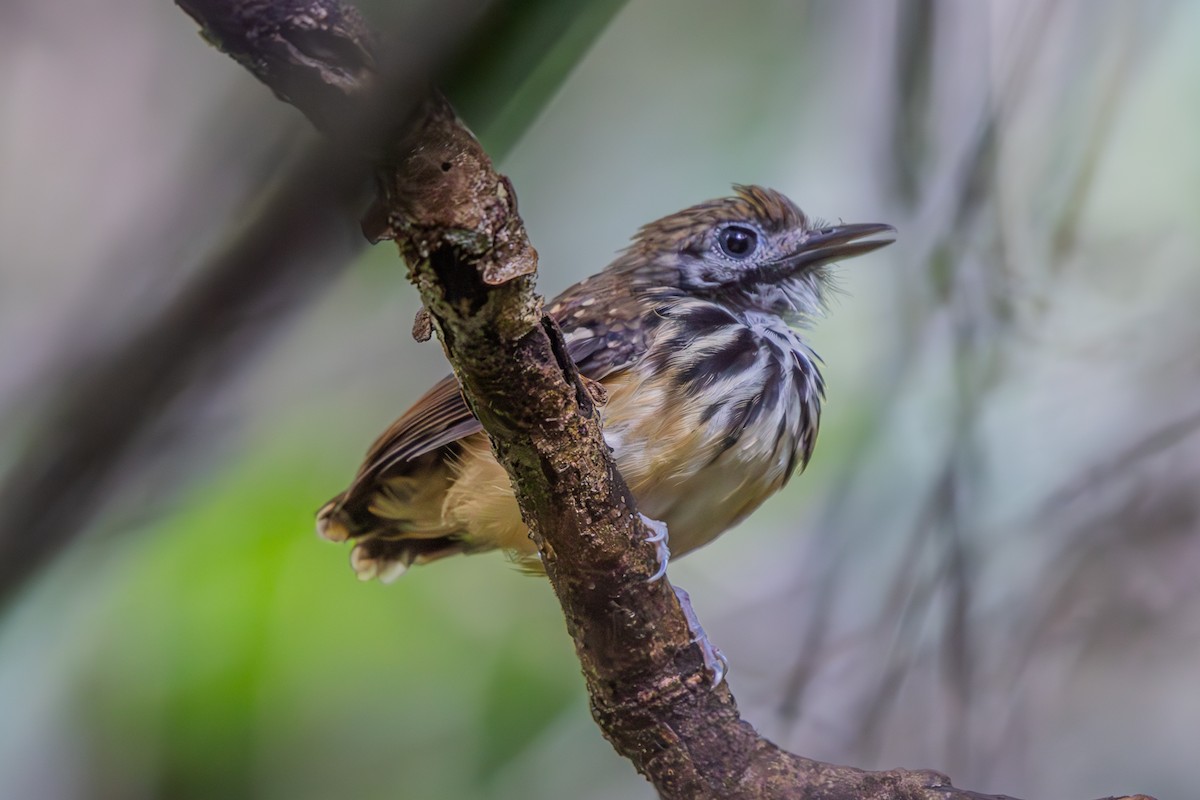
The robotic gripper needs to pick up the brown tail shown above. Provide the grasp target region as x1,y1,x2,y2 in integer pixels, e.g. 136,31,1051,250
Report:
315,495,353,542
315,491,467,583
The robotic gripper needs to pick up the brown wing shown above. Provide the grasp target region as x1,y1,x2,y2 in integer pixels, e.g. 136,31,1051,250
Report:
351,374,480,486
352,286,653,488
316,276,656,575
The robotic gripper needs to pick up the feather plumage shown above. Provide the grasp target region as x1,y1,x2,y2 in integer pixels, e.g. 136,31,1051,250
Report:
317,186,893,580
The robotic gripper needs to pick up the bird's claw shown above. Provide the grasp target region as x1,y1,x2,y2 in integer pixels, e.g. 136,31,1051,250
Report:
673,585,730,688
639,513,670,582
638,518,726,684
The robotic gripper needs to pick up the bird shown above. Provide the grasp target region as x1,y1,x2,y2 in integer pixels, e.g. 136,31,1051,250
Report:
317,185,894,583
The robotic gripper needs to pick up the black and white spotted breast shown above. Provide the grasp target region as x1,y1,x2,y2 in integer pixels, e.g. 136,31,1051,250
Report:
652,300,824,483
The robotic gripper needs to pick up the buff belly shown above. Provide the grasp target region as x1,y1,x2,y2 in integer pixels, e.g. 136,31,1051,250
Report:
437,366,800,560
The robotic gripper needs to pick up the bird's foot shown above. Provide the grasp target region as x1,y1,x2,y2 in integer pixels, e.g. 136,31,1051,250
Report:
673,585,729,687
640,513,670,582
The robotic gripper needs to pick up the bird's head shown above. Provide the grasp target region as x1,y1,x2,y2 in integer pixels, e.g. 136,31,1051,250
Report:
615,185,895,322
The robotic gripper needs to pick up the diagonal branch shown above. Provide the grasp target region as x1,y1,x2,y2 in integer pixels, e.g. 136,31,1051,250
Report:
176,2,1156,799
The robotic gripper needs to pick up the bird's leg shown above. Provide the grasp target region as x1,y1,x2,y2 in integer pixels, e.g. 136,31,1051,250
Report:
672,585,730,687
640,513,670,582
635,516,726,683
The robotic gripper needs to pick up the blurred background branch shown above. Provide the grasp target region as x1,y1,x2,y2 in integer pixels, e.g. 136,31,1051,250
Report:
0,0,625,603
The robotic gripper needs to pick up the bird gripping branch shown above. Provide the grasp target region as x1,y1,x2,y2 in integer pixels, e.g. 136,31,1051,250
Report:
318,185,894,586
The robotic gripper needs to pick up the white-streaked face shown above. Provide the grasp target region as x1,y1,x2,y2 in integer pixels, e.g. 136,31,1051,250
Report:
613,186,893,324
672,219,892,323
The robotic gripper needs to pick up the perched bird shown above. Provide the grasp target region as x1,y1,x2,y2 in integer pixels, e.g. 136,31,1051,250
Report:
318,185,894,582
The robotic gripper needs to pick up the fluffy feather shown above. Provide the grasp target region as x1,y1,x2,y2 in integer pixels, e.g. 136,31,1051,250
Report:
317,186,893,580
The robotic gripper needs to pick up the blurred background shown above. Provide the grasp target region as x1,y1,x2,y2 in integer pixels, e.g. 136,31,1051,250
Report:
1,1,1198,798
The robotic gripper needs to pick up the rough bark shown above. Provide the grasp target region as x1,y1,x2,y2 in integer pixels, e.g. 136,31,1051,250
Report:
176,3,1156,799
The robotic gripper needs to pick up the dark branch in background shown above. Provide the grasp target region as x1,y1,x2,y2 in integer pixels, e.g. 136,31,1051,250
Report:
888,0,935,206
170,2,1156,799
787,4,1173,783
1044,405,1200,511
0,142,369,603
1048,8,1151,265
788,0,1044,744
852,2,1056,766
0,0,624,604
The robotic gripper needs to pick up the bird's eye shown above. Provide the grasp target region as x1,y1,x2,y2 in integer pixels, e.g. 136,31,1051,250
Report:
717,226,758,259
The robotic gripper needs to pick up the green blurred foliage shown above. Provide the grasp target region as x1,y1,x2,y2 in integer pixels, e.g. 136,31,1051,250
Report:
64,437,588,800
441,1,628,158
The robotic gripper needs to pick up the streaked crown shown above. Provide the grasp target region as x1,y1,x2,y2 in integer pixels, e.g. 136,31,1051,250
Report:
609,185,894,323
